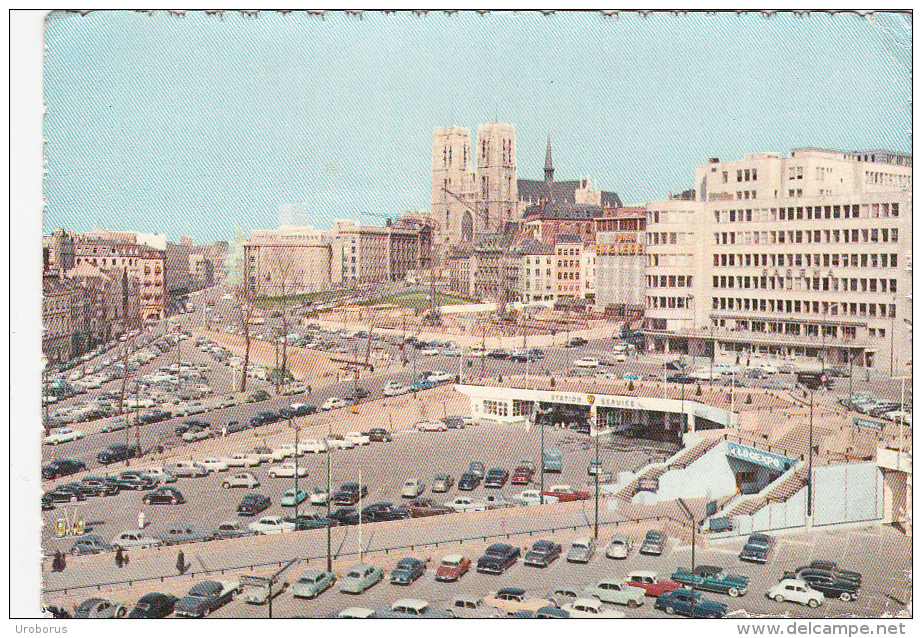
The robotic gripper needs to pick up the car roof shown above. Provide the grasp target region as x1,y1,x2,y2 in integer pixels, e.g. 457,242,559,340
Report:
441,554,464,562
497,587,526,596
572,536,592,544
628,570,658,578
451,594,481,604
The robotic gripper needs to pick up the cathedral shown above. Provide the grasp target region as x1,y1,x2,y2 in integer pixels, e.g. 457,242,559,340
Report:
430,122,622,250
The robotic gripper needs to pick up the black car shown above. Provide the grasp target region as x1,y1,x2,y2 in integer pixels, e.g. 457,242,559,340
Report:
41,458,87,480
139,409,172,424
127,593,179,619
457,472,481,491
175,419,208,436
476,543,520,574
487,349,510,359
343,387,369,401
79,476,121,496
527,348,545,360
41,493,55,510
389,557,426,585
361,502,411,522
365,428,392,442
224,420,249,434
333,482,368,505
484,468,509,488
44,485,89,503
96,443,142,465
143,486,185,505
805,561,862,584
441,417,464,429
328,507,361,526
249,411,280,428
236,492,271,516
117,471,158,490
565,337,588,347
789,569,861,602
524,540,562,567
739,533,774,563
283,513,338,530
666,374,696,384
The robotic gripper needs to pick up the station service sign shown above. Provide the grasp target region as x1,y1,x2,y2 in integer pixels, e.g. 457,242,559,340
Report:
726,442,795,472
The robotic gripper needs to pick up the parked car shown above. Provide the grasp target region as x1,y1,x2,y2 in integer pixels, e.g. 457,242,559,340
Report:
291,569,336,599
280,488,309,506
96,444,141,465
181,425,212,442
524,540,562,567
236,493,271,516
510,461,535,484
248,515,296,535
42,458,86,480
455,471,481,491
321,397,346,410
567,536,596,563
268,462,308,479
477,543,520,574
309,485,330,505
325,435,355,450
340,563,384,594
431,473,454,492
543,484,590,501
639,529,668,555
174,580,240,617
143,486,185,505
767,579,825,607
606,534,632,559
227,452,261,467
574,357,600,368
283,513,336,530
566,337,588,347
787,568,861,601
199,456,231,473
116,471,157,491
157,524,210,545
165,460,207,478
111,530,163,549
74,597,127,619
69,534,113,555
447,595,500,618
401,498,452,517
624,570,681,597
484,467,509,488
328,507,360,526
444,496,486,513
211,520,253,540
390,557,427,585
562,597,626,618
468,461,486,479
655,588,729,620
483,588,553,615
671,565,750,597
584,577,645,607
739,532,775,563
127,593,179,618
333,482,368,505
435,554,471,582
804,560,862,584
365,428,392,442
361,502,411,522
401,477,426,497
222,472,260,489
416,419,447,432
44,427,83,445
512,490,559,506
374,598,454,619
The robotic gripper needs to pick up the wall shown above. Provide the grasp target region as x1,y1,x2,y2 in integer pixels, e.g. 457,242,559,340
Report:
811,462,884,527
652,440,737,502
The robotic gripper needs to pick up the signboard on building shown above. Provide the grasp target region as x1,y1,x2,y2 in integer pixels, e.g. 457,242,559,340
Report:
726,442,795,472
853,418,885,432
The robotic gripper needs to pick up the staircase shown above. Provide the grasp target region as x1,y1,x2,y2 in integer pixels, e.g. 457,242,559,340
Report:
615,436,721,502
723,466,808,518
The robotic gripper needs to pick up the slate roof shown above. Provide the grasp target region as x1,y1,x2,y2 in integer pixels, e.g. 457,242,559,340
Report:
555,233,582,244
517,179,622,208
522,201,605,220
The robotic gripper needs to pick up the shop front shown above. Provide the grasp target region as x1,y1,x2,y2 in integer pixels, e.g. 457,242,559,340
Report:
725,441,797,494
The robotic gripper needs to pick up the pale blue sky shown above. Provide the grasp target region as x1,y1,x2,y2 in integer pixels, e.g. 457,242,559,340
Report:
43,10,911,243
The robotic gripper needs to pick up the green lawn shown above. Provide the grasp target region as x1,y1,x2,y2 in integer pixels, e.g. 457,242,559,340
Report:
251,290,345,308
360,291,477,310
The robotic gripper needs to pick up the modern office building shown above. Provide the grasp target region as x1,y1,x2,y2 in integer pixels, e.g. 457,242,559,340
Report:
642,148,912,371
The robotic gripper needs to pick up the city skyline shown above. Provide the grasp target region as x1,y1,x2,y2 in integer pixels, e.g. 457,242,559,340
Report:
43,11,910,244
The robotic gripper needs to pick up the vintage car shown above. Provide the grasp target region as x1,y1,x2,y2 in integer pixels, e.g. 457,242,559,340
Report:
654,588,728,618
211,520,253,540
400,478,426,497
567,536,597,563
583,577,645,607
562,598,626,618
767,579,825,607
74,597,127,618
239,574,288,605
786,569,861,602
157,524,210,545
477,544,520,574
543,484,591,502
44,427,83,445
484,468,509,488
248,515,295,535
226,452,261,467
512,490,559,506
431,473,454,492
373,598,453,619
339,563,384,594
444,496,486,513
142,486,185,505
523,540,561,567
401,498,453,518
291,569,336,599
69,535,113,555
639,529,668,555
456,472,482,491
624,570,681,597
268,463,308,479
739,532,775,563
389,557,427,585
671,565,750,597
236,493,271,516
280,488,309,506
446,595,500,618
804,561,862,584
333,482,368,505
605,534,632,559
200,456,231,472
435,554,471,582
510,461,536,485
174,580,240,617
484,588,554,616
126,593,178,618
222,472,260,489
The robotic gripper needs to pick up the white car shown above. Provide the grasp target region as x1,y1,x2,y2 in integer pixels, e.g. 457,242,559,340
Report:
605,534,632,559
562,598,625,618
321,397,346,410
416,420,447,432
574,357,601,368
426,371,453,383
325,436,355,450
468,349,487,357
248,516,295,535
444,496,486,512
199,456,231,472
268,462,308,478
382,383,410,397
401,478,425,498
111,530,163,549
767,579,825,608
272,444,298,459
44,428,83,445
420,348,439,356
250,447,286,463
512,490,559,506
690,368,721,381
755,363,779,374
299,439,328,454
227,452,261,467
344,431,370,446
310,486,330,504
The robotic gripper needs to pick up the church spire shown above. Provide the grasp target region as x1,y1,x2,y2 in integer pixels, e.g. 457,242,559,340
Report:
544,132,554,186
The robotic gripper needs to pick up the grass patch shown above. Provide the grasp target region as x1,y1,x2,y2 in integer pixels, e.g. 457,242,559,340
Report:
359,291,477,310
251,290,346,308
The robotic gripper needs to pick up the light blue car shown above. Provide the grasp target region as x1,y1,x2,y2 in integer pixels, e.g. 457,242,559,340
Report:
339,563,383,594
291,569,336,599
281,488,308,506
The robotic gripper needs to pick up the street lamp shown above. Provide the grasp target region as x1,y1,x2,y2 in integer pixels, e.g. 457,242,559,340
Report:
807,388,814,520
292,418,301,521
326,423,333,573
677,498,700,617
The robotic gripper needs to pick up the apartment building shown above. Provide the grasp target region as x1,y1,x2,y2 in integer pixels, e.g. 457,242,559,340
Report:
554,234,584,299
515,238,555,303
643,148,912,371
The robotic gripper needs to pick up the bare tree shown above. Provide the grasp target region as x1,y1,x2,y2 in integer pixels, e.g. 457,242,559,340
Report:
264,249,305,393
232,283,257,393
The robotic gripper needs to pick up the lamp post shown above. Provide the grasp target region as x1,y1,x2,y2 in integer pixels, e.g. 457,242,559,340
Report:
807,388,814,520
292,419,301,521
326,422,333,572
677,498,698,617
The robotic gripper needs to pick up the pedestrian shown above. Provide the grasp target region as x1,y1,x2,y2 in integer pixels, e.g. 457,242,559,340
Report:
137,510,146,529
59,553,66,572
115,546,124,568
221,425,227,438
176,550,186,575
52,551,63,572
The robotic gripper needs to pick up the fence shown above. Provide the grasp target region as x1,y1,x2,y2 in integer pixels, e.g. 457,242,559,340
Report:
44,513,691,595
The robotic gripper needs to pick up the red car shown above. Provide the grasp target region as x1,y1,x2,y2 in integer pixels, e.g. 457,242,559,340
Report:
435,554,471,582
511,462,536,485
401,498,453,518
542,484,591,502
624,571,681,597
